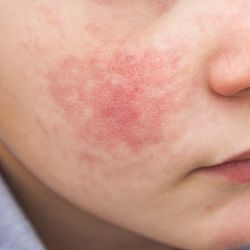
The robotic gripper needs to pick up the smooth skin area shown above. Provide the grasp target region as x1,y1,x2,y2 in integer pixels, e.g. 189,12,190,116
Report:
1,1,250,249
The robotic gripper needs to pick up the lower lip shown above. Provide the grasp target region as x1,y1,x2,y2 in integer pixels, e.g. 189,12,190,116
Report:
195,158,250,183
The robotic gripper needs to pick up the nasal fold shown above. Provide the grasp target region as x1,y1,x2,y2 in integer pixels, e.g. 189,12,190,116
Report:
208,43,250,97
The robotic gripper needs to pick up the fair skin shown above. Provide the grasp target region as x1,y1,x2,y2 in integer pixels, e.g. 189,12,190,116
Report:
1,1,250,249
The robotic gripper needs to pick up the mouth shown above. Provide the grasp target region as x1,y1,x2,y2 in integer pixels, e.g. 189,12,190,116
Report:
194,149,250,184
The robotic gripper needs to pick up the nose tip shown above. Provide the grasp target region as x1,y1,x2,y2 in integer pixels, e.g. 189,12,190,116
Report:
208,45,250,97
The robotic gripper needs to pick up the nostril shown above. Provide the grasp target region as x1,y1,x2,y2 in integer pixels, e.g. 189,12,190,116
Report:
234,87,250,97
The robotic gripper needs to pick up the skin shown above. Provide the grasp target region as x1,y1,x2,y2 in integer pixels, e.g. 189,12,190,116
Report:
1,0,250,249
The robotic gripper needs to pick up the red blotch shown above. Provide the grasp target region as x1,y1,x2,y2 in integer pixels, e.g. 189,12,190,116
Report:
155,0,175,14
88,81,164,149
48,56,87,116
46,47,182,154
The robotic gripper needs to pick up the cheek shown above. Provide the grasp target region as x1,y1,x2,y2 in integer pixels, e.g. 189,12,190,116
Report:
45,46,186,157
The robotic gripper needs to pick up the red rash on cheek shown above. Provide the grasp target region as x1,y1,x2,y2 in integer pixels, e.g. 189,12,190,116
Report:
156,0,176,14
46,47,182,154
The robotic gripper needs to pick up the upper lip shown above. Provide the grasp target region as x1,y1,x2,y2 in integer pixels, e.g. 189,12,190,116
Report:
219,148,250,165
199,148,250,170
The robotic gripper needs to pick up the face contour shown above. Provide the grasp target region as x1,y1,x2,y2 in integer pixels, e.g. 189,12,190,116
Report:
1,1,250,249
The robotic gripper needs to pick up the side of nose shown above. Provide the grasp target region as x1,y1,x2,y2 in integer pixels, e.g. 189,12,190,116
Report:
208,46,250,96
207,7,250,97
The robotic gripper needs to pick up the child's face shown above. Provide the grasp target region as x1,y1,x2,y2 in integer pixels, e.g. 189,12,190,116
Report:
1,1,250,249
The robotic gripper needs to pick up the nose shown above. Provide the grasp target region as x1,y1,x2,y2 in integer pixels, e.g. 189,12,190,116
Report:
208,5,250,97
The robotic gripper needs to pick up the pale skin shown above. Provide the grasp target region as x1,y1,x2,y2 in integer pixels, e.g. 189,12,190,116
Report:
1,1,250,250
